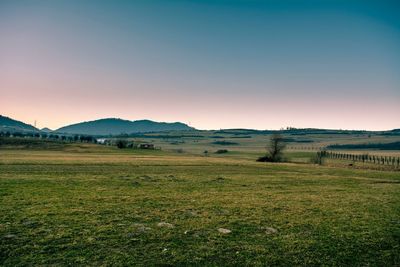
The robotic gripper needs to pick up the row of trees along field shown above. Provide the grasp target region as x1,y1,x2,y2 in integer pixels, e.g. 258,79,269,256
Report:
317,150,400,167
0,131,97,143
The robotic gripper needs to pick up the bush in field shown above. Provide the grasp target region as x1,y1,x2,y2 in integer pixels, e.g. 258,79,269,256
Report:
257,155,272,162
116,139,128,149
211,141,239,145
215,149,228,154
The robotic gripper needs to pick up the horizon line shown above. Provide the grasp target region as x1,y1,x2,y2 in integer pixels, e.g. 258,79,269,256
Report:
1,114,399,133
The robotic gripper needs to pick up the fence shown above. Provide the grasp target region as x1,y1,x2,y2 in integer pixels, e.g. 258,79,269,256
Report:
317,151,400,168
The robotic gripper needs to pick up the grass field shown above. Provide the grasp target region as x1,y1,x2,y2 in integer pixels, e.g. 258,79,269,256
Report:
1,143,399,266
121,130,400,155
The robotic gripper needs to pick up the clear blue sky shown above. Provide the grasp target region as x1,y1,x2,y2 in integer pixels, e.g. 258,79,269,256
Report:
1,0,399,130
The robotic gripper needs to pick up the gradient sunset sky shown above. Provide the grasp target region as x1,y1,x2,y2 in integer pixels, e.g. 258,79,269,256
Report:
1,0,399,130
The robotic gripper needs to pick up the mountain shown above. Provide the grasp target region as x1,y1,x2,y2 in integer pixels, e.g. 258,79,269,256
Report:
41,127,53,132
56,118,194,135
0,115,38,132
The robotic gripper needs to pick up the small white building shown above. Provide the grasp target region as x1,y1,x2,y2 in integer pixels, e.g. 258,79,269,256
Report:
96,138,106,144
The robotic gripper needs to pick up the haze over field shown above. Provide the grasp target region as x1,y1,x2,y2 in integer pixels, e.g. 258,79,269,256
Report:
1,0,399,130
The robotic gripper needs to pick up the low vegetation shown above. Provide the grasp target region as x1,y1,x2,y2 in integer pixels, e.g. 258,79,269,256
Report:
327,141,400,150
115,139,129,149
211,141,239,145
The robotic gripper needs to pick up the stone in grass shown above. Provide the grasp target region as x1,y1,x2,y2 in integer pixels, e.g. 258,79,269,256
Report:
3,234,16,239
134,223,152,233
184,229,204,238
183,209,199,218
264,227,278,235
218,228,231,234
214,176,228,182
157,222,174,228
22,220,38,228
137,175,157,182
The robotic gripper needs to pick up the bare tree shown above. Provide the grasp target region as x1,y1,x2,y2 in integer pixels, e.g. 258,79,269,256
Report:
267,133,286,162
258,133,286,162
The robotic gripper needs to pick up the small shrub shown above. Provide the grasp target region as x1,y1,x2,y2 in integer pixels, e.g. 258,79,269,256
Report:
116,139,128,149
215,149,228,154
257,155,273,162
257,154,288,163
212,141,239,145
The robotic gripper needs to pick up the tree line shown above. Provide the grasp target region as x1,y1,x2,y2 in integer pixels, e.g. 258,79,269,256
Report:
327,141,400,150
0,131,97,143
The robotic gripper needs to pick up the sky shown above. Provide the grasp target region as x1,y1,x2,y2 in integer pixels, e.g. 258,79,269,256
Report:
1,0,399,130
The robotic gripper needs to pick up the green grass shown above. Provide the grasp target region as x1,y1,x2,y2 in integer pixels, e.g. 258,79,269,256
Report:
1,145,400,266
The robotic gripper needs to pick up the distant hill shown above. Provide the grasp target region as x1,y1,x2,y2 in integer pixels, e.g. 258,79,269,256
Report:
56,118,194,135
40,127,53,132
0,115,38,132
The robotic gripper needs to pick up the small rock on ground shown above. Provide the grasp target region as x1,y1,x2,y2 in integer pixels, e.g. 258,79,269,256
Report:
157,222,174,228
264,227,278,234
134,223,152,233
218,228,231,234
